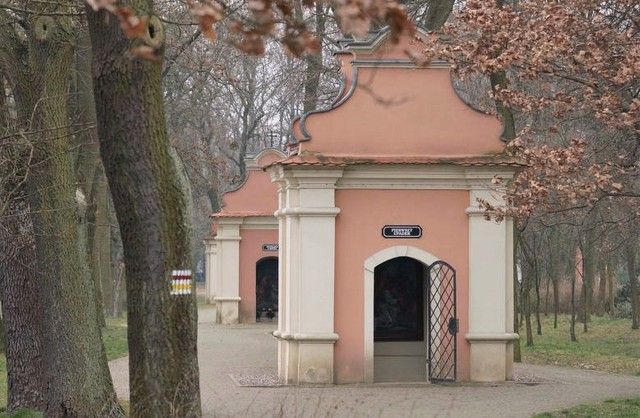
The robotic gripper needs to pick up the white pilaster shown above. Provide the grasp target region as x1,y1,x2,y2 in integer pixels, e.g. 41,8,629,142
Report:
465,189,518,381
504,216,516,379
203,237,217,304
213,219,242,324
270,167,343,384
269,170,290,379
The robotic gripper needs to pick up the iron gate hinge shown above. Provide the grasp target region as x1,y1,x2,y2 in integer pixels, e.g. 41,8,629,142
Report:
448,318,459,334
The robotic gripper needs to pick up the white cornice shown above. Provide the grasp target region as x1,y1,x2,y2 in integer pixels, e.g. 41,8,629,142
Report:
275,207,341,217
269,163,516,190
240,216,278,230
334,165,516,190
352,59,450,69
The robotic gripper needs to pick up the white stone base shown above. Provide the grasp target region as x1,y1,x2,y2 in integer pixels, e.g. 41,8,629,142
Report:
466,333,519,382
276,333,338,384
214,297,241,325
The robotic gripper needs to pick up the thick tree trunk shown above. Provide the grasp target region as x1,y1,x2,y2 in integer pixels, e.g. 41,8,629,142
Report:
26,13,124,416
0,199,48,413
207,187,221,214
421,0,456,31
87,5,202,416
2,9,123,416
490,0,517,143
75,25,110,325
0,72,47,413
0,72,6,128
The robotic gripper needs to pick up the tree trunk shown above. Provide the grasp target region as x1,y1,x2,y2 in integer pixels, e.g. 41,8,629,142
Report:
88,166,112,323
517,238,535,347
112,262,126,319
533,255,542,335
548,234,559,328
87,5,202,416
26,12,124,416
207,187,221,214
553,275,559,328
0,198,48,413
523,263,534,346
518,230,535,346
608,257,616,320
110,204,127,318
570,249,578,342
2,8,123,416
421,0,456,31
580,231,595,332
625,242,639,329
0,71,47,413
75,25,110,326
596,257,608,316
302,3,325,114
543,271,550,314
512,229,521,362
0,316,4,355
0,72,6,128
490,1,517,142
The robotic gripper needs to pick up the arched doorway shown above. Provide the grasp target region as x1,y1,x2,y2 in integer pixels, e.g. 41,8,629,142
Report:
374,257,427,382
368,252,457,383
256,257,278,322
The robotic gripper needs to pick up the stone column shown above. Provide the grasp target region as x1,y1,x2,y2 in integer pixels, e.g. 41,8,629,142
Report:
213,219,242,324
465,189,518,381
271,166,343,384
270,171,290,379
203,237,217,304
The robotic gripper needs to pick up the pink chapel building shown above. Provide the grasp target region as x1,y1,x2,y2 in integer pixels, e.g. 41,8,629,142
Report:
204,148,285,324
207,27,521,385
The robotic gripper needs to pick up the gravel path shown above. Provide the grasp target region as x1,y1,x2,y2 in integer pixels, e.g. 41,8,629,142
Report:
109,312,640,417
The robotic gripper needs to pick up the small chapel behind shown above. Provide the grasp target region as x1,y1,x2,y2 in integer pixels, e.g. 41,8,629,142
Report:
206,27,520,385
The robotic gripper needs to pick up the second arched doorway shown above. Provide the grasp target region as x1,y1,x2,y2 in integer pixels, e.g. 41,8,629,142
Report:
256,257,278,322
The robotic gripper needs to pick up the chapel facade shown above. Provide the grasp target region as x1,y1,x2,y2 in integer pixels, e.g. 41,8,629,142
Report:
265,28,520,384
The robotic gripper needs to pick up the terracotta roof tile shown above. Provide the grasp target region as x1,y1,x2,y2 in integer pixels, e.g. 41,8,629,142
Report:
266,153,524,168
211,211,274,219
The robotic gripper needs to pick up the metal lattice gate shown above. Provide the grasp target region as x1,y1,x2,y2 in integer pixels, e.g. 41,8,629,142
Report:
427,261,457,382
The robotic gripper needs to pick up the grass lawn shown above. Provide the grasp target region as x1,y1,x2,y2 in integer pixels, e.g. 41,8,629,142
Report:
523,314,640,417
521,314,640,375
533,397,640,417
102,317,129,361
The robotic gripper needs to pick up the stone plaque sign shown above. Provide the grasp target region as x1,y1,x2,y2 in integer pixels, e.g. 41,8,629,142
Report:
381,225,422,239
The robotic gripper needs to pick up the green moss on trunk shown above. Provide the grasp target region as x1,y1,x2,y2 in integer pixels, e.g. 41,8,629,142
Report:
87,3,202,416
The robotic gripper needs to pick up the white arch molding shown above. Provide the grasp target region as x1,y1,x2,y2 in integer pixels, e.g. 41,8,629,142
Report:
363,245,440,383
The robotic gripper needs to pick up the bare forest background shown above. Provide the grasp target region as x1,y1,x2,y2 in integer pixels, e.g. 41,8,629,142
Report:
0,0,638,416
